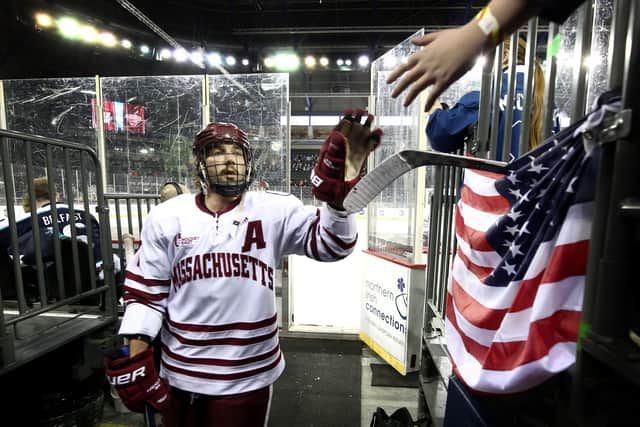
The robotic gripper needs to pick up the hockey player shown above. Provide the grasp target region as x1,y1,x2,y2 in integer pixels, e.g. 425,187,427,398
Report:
105,110,382,427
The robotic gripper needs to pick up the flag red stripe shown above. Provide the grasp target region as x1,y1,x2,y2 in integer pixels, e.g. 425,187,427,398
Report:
453,239,589,314
455,209,493,251
446,293,581,371
455,247,493,281
510,240,589,312
460,185,510,214
538,239,589,286
451,277,506,329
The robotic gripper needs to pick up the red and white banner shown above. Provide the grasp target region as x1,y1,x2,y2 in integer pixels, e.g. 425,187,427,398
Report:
92,98,145,134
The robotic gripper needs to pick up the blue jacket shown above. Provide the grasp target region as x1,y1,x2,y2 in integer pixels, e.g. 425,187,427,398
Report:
426,67,527,161
0,203,102,265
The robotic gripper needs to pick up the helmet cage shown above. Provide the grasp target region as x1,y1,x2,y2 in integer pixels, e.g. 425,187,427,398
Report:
193,123,253,197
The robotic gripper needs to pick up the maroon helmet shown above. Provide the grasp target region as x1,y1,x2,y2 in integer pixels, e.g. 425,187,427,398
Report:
193,122,253,196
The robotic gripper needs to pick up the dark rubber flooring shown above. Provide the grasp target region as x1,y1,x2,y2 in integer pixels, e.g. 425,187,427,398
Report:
269,338,363,427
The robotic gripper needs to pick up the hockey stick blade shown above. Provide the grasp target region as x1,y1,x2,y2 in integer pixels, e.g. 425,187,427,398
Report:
343,150,507,213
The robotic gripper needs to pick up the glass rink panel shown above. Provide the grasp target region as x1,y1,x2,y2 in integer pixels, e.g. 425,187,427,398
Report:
586,0,613,109
368,30,424,263
100,75,204,194
3,77,98,147
209,73,289,193
2,78,99,204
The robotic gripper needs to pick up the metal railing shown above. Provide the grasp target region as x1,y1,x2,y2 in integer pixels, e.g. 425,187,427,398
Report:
0,129,117,372
104,193,159,264
419,0,640,425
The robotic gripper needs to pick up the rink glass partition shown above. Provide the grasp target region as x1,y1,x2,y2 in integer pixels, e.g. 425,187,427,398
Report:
1,73,290,204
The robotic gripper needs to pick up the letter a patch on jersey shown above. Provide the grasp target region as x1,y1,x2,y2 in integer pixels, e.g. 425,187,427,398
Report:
241,220,266,252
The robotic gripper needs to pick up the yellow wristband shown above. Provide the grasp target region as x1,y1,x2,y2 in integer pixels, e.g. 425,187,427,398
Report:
475,6,503,45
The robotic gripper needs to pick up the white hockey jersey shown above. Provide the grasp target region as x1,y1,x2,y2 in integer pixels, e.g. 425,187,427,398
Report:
119,191,357,396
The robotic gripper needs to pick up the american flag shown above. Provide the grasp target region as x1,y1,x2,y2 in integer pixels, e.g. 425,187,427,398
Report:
445,118,599,394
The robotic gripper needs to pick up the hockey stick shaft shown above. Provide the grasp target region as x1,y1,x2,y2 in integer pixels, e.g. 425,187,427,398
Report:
144,404,156,427
343,150,507,213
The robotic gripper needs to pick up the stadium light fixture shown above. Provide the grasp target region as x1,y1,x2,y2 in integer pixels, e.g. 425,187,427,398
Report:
100,32,118,47
304,55,316,68
174,48,188,62
57,17,81,39
35,12,54,28
207,53,222,66
273,53,300,71
80,25,99,43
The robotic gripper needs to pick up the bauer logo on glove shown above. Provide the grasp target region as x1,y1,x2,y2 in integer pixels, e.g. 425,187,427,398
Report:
311,108,383,209
104,346,170,413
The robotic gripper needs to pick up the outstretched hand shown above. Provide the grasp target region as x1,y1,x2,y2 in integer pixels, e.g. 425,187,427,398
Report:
311,109,382,208
386,22,487,111
336,109,383,181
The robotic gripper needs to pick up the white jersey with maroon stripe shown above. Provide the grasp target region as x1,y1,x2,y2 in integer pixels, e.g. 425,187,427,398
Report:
119,191,357,396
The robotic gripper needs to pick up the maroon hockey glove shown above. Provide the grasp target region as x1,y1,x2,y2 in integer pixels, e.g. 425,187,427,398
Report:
104,347,169,413
311,108,383,208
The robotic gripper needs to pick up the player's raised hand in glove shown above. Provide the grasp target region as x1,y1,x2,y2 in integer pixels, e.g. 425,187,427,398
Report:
311,108,382,209
104,346,170,413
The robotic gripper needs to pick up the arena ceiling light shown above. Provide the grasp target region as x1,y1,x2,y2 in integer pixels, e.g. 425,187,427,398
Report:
174,48,188,62
99,32,118,47
57,17,81,39
159,48,172,60
226,55,236,66
38,11,137,53
35,13,54,28
207,53,222,66
190,50,204,64
80,25,99,43
304,55,316,68
273,53,300,71
242,58,250,66
319,57,329,67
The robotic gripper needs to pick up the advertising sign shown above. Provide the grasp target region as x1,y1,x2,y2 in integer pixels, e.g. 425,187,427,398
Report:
360,251,426,374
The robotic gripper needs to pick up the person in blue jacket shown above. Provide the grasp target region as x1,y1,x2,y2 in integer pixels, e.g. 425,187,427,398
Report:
0,176,103,266
426,37,546,160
